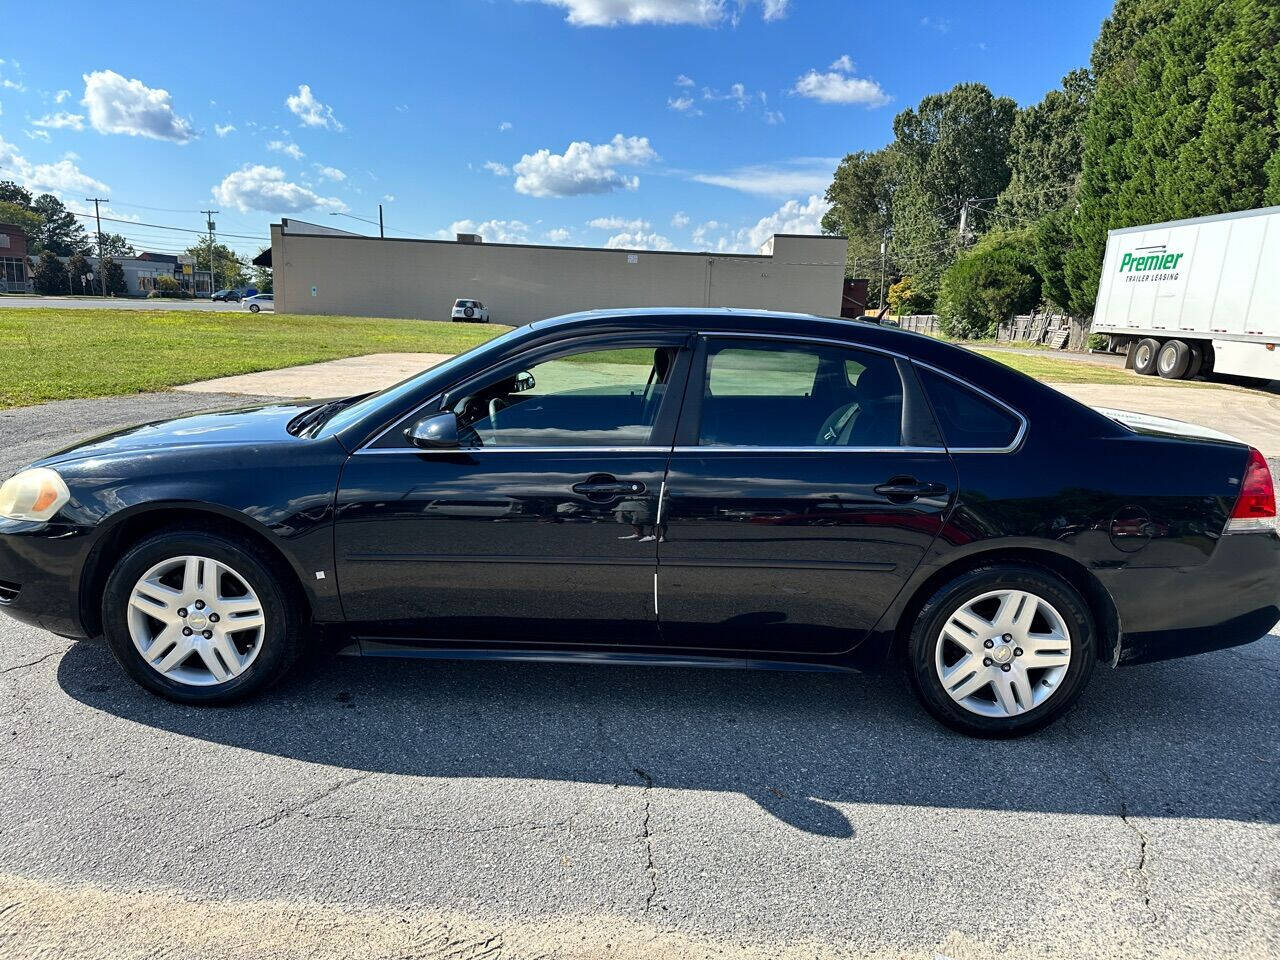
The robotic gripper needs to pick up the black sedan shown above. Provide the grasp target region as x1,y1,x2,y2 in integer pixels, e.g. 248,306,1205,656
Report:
1,309,1276,736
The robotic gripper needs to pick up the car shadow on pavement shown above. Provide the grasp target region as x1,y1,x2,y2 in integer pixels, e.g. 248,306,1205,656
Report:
56,635,1278,836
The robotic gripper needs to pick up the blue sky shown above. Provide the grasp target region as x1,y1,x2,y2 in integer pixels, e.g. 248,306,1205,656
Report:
0,0,1112,260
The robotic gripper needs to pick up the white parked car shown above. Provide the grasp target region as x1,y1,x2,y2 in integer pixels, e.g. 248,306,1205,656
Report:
243,294,274,313
451,298,489,323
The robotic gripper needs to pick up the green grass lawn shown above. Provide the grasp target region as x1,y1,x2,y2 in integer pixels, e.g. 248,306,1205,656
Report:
976,349,1217,386
0,307,1219,410
0,308,509,409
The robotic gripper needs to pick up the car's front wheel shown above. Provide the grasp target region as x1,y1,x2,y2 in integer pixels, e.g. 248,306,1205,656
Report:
907,564,1096,737
101,528,304,704
249,303,261,313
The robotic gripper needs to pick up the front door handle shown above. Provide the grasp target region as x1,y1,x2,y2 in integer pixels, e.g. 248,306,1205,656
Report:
572,475,646,500
874,478,948,502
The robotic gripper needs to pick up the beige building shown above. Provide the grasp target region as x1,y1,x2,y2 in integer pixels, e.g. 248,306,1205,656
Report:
264,219,848,325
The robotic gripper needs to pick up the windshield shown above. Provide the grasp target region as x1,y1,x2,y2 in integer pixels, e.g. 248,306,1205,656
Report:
320,325,528,436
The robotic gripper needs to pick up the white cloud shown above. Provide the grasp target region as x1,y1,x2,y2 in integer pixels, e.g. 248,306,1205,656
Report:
483,160,511,176
700,195,831,253
545,227,572,242
670,211,690,228
33,112,86,130
531,0,787,26
0,134,110,198
792,58,890,107
315,165,346,181
605,230,674,251
667,96,699,114
25,130,51,142
54,89,71,103
213,164,346,213
268,139,306,160
675,74,695,87
498,121,513,132
382,194,395,202
691,157,838,196
513,133,657,197
27,157,110,196
589,216,651,231
436,219,531,243
764,108,784,124
214,123,236,137
704,82,753,111
920,16,950,32
285,84,343,131
81,70,195,142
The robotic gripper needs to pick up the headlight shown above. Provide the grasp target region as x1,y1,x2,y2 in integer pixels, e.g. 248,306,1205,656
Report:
0,468,71,522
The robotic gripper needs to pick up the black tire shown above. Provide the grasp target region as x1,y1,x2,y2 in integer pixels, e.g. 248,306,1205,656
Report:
1157,339,1191,379
1185,342,1204,379
101,527,305,705
907,564,1096,738
1133,338,1161,375
464,306,475,318
249,303,261,313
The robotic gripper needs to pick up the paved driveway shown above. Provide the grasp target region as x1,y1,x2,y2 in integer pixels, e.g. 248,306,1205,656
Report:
0,394,1277,960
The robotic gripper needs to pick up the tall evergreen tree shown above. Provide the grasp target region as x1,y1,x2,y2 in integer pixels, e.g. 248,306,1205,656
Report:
1065,0,1278,315
821,148,901,298
30,195,91,257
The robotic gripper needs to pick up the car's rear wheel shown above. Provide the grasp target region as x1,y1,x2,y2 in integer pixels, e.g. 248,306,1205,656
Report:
907,564,1096,737
1133,338,1160,375
101,528,304,704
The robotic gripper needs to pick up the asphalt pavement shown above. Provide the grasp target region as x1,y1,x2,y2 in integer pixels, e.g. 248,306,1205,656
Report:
0,294,243,311
0,392,1277,960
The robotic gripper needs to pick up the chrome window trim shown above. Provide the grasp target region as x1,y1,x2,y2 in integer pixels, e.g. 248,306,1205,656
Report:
353,329,1028,456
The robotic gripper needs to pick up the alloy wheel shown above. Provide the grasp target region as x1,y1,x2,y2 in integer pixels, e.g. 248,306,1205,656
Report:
933,588,1072,718
126,555,266,686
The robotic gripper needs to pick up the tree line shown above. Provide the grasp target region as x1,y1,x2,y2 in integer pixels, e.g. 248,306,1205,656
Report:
0,180,265,295
821,0,1279,338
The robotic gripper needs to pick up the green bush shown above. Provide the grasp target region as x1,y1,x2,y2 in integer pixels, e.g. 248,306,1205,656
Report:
151,274,191,299
937,229,1042,340
887,276,932,315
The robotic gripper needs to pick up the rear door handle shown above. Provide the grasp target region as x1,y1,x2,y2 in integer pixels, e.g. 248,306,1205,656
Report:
874,479,948,502
572,476,646,500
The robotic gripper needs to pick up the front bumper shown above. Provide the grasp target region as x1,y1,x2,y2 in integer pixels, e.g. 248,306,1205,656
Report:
0,518,94,639
1100,529,1280,665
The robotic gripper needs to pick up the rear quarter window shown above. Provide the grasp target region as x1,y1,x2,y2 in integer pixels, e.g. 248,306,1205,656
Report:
917,366,1022,450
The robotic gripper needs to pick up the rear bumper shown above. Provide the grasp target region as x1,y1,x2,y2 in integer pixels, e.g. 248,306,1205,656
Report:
1100,529,1280,665
0,519,93,639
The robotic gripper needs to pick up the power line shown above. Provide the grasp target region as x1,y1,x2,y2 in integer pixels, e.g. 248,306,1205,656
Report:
66,210,268,242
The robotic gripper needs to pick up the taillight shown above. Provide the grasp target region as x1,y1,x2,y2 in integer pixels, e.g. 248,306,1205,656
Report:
1227,447,1276,532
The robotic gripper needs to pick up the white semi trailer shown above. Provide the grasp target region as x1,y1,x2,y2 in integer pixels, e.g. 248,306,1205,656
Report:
1091,205,1280,381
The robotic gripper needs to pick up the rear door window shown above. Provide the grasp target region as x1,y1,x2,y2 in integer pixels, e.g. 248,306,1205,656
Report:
696,339,908,448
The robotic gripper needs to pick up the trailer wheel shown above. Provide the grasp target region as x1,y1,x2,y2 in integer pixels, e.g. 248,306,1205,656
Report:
1185,342,1204,379
1133,338,1161,375
1157,339,1191,379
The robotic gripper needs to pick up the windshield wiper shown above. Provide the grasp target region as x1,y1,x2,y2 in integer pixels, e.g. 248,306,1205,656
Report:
287,395,369,437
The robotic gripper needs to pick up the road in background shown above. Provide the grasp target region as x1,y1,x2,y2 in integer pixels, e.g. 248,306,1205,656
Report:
0,295,241,311
0,393,1276,960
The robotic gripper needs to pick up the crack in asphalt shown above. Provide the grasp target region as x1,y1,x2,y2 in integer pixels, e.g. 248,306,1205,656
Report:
632,767,658,916
189,772,371,854
302,812,573,838
1068,719,1157,924
0,652,58,676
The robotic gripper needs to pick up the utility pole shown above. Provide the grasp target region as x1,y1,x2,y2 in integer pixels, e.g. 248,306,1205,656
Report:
378,203,384,239
878,231,889,310
958,200,970,242
201,209,218,296
85,197,109,296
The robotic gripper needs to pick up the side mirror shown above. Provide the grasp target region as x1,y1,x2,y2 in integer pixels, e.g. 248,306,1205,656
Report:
513,370,535,393
405,412,460,449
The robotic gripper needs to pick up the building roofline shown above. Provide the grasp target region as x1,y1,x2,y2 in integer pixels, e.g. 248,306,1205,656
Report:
271,227,845,260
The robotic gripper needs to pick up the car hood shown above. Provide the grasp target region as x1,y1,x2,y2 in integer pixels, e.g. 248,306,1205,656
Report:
1092,406,1246,447
33,401,320,468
